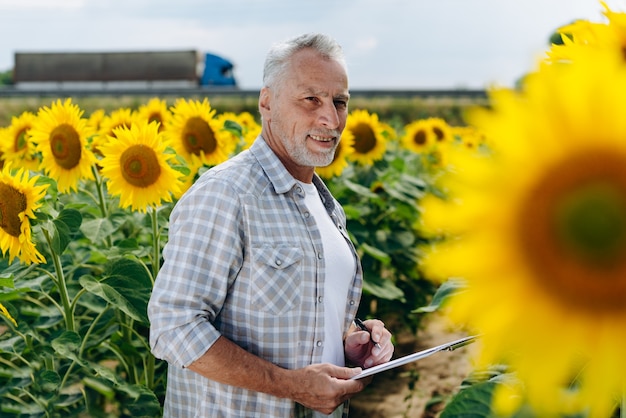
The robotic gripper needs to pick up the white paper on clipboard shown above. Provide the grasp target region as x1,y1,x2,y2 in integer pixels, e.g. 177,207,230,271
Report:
351,335,478,380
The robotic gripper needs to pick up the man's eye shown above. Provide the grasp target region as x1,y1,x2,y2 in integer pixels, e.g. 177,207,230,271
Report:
334,100,348,109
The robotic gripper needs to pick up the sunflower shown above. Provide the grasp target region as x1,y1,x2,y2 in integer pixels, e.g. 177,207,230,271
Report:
98,121,183,213
424,117,453,144
137,98,171,132
92,107,137,155
421,52,626,417
344,109,387,166
546,2,626,65
29,99,97,193
0,165,48,265
165,98,235,167
0,111,39,171
315,129,354,179
400,119,434,154
450,125,488,150
87,108,106,132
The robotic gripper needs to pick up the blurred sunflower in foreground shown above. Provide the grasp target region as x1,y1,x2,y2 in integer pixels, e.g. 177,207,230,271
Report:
547,1,626,65
421,51,626,417
98,121,183,213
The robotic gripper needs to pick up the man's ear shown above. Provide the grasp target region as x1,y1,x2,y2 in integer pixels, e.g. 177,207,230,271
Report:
258,87,271,118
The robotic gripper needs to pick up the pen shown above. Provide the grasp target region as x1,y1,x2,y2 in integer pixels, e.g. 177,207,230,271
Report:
354,317,382,349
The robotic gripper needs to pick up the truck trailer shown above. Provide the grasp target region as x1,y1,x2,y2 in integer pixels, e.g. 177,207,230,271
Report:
12,50,237,90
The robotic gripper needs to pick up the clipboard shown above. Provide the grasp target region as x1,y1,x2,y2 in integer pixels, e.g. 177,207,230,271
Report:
351,334,479,380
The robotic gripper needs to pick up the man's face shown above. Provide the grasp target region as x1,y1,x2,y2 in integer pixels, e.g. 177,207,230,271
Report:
259,48,350,181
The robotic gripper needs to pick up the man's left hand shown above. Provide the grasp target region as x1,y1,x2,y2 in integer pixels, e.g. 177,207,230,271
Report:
344,319,394,368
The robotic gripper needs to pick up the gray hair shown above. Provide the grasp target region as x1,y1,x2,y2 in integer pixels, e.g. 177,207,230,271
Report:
262,33,347,89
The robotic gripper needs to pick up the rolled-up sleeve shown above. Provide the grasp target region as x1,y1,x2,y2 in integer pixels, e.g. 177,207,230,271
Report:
148,177,243,368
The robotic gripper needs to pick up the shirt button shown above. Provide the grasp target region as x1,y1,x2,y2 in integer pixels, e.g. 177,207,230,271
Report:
316,341,323,347
317,252,323,259
317,296,323,303
275,259,282,266
304,212,310,218
349,300,356,306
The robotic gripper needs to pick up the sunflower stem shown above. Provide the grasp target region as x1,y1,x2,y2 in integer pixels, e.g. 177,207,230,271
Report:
150,206,160,284
42,228,75,333
92,165,113,247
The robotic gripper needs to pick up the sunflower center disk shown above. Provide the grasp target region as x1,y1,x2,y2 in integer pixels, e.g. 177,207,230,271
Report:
183,117,217,156
120,145,162,188
520,151,626,313
0,183,27,237
16,129,28,152
352,123,377,154
413,130,427,146
50,123,82,170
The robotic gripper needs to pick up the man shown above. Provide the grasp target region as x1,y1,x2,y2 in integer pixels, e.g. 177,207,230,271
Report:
148,32,394,417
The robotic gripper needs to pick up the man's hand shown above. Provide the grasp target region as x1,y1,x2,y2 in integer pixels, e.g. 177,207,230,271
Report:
286,364,366,414
344,319,394,368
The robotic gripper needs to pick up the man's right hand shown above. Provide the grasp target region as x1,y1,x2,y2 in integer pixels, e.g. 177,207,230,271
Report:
283,363,370,414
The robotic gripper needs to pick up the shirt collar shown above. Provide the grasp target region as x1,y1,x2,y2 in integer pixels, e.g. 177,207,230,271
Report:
250,136,337,212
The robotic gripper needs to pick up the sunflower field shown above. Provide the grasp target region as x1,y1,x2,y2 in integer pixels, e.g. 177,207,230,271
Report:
0,91,482,416
4,2,626,417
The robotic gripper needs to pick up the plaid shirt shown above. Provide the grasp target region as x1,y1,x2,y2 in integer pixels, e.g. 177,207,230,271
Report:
148,137,363,417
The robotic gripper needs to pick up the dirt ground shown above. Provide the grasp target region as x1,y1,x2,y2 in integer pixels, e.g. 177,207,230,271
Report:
349,314,476,418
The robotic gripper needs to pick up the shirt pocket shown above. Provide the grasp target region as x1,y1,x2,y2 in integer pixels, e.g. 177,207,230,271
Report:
251,244,303,315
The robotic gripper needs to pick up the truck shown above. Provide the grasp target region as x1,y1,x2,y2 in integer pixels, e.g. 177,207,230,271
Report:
12,50,237,90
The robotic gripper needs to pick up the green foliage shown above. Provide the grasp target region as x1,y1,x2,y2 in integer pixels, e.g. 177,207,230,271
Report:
0,177,166,417
0,69,12,85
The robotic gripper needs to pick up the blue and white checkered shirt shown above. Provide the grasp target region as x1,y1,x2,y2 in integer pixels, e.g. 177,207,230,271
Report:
148,136,363,417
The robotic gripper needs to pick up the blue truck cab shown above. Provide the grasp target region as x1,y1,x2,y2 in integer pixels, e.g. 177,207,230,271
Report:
200,53,236,86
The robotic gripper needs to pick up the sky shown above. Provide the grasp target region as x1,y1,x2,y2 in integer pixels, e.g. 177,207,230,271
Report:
0,0,622,90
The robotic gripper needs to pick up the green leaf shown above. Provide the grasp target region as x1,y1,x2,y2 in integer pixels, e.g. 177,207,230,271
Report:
344,179,378,198
124,385,162,417
81,217,115,244
79,258,152,324
57,208,82,232
37,369,61,393
0,275,15,288
413,278,467,313
362,275,405,301
52,331,82,358
82,376,115,399
51,208,83,254
440,380,496,418
361,243,391,265
223,119,243,136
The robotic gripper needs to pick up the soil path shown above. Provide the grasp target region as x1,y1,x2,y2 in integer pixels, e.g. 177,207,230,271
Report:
349,314,475,417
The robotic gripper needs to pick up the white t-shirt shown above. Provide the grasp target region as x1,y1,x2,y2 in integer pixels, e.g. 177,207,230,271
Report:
298,181,356,418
